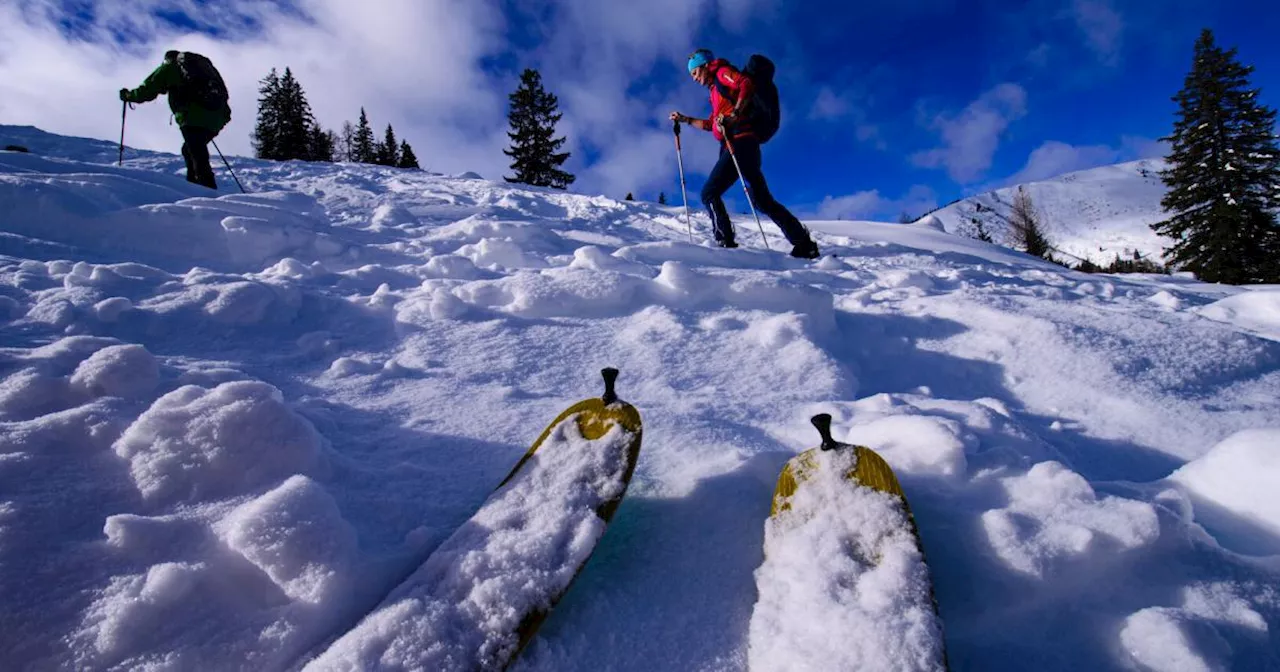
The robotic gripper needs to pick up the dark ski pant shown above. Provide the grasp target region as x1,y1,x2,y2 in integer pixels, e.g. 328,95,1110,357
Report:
700,137,810,246
180,125,218,190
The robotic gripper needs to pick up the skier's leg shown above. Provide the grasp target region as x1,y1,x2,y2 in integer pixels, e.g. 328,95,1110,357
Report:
734,139,813,248
181,126,218,189
179,130,198,185
700,147,740,246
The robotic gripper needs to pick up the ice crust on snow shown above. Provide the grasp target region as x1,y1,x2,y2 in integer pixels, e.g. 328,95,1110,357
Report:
748,447,945,672
306,412,636,671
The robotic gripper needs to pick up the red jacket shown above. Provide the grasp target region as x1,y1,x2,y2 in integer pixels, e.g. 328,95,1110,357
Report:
704,59,756,142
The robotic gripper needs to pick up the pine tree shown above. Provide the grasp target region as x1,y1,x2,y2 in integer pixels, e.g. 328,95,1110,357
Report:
658,192,667,205
252,69,282,160
397,141,420,169
352,108,376,164
503,68,575,189
1009,187,1053,259
625,192,634,201
275,68,315,161
307,126,335,162
376,124,399,166
1154,29,1280,284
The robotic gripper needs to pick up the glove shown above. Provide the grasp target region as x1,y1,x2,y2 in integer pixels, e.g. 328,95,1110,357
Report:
119,88,132,103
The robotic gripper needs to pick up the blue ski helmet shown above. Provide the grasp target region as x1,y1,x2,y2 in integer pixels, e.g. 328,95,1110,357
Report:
687,49,713,74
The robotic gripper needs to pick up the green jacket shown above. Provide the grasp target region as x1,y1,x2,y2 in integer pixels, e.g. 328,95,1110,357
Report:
127,59,231,132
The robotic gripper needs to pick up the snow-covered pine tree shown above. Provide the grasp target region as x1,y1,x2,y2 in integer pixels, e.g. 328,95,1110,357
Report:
352,108,376,164
1155,29,1280,284
397,141,420,169
376,125,399,166
504,68,575,189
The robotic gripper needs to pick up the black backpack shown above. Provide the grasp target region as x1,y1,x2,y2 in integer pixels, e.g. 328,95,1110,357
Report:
714,54,781,143
169,51,230,112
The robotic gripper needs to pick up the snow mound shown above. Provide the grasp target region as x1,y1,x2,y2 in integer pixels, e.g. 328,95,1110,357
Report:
749,447,945,672
112,381,327,505
69,344,159,398
982,461,1160,577
1195,289,1280,341
1169,428,1280,555
1120,582,1269,672
0,151,342,271
220,475,357,604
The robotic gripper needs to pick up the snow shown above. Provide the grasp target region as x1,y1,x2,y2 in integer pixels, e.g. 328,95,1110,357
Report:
749,447,945,671
930,158,1173,264
306,410,637,671
3,125,1280,671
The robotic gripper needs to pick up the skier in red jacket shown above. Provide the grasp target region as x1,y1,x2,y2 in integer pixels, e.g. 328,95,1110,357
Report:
670,49,819,258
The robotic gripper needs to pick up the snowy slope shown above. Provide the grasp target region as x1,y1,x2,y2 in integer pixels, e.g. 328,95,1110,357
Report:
3,126,1280,672
929,159,1174,265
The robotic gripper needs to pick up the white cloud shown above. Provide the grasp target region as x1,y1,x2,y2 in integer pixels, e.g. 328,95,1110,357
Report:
1071,0,1124,66
813,184,938,221
1001,135,1167,186
0,0,513,177
911,83,1027,184
0,0,774,193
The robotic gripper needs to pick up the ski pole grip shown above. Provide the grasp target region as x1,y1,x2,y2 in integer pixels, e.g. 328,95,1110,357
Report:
601,368,619,404
673,119,681,136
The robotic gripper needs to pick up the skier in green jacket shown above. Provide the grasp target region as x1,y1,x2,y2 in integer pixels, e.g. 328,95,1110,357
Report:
120,51,231,189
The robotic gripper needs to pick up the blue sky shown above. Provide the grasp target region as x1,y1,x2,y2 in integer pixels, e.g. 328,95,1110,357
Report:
2,0,1278,220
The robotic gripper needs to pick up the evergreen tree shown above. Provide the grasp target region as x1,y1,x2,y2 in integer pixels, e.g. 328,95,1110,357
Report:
252,69,282,160
376,124,399,166
352,108,377,164
307,126,335,162
658,192,667,205
397,141,420,169
625,192,634,201
274,68,315,161
503,68,575,189
1155,29,1280,284
1009,187,1053,259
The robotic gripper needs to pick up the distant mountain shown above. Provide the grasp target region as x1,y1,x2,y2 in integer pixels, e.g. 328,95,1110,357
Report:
929,159,1172,266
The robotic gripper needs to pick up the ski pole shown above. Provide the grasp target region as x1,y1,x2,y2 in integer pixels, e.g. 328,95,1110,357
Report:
211,140,247,194
119,101,127,166
719,125,771,251
672,119,694,243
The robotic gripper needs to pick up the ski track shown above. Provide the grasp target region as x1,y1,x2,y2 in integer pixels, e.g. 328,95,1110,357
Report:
2,125,1280,672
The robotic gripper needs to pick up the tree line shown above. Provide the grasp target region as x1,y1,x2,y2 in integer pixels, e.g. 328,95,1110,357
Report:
250,66,573,189
251,68,419,168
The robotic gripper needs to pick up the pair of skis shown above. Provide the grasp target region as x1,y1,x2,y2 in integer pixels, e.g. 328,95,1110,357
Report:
302,371,945,671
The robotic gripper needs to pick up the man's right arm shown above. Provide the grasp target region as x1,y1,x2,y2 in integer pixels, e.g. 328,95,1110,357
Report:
126,61,180,104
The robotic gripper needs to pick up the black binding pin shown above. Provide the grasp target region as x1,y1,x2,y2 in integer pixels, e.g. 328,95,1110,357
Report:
811,413,843,451
601,368,619,405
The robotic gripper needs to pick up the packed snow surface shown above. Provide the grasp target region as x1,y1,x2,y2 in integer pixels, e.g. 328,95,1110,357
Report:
749,447,945,672
306,411,637,671
2,125,1279,671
